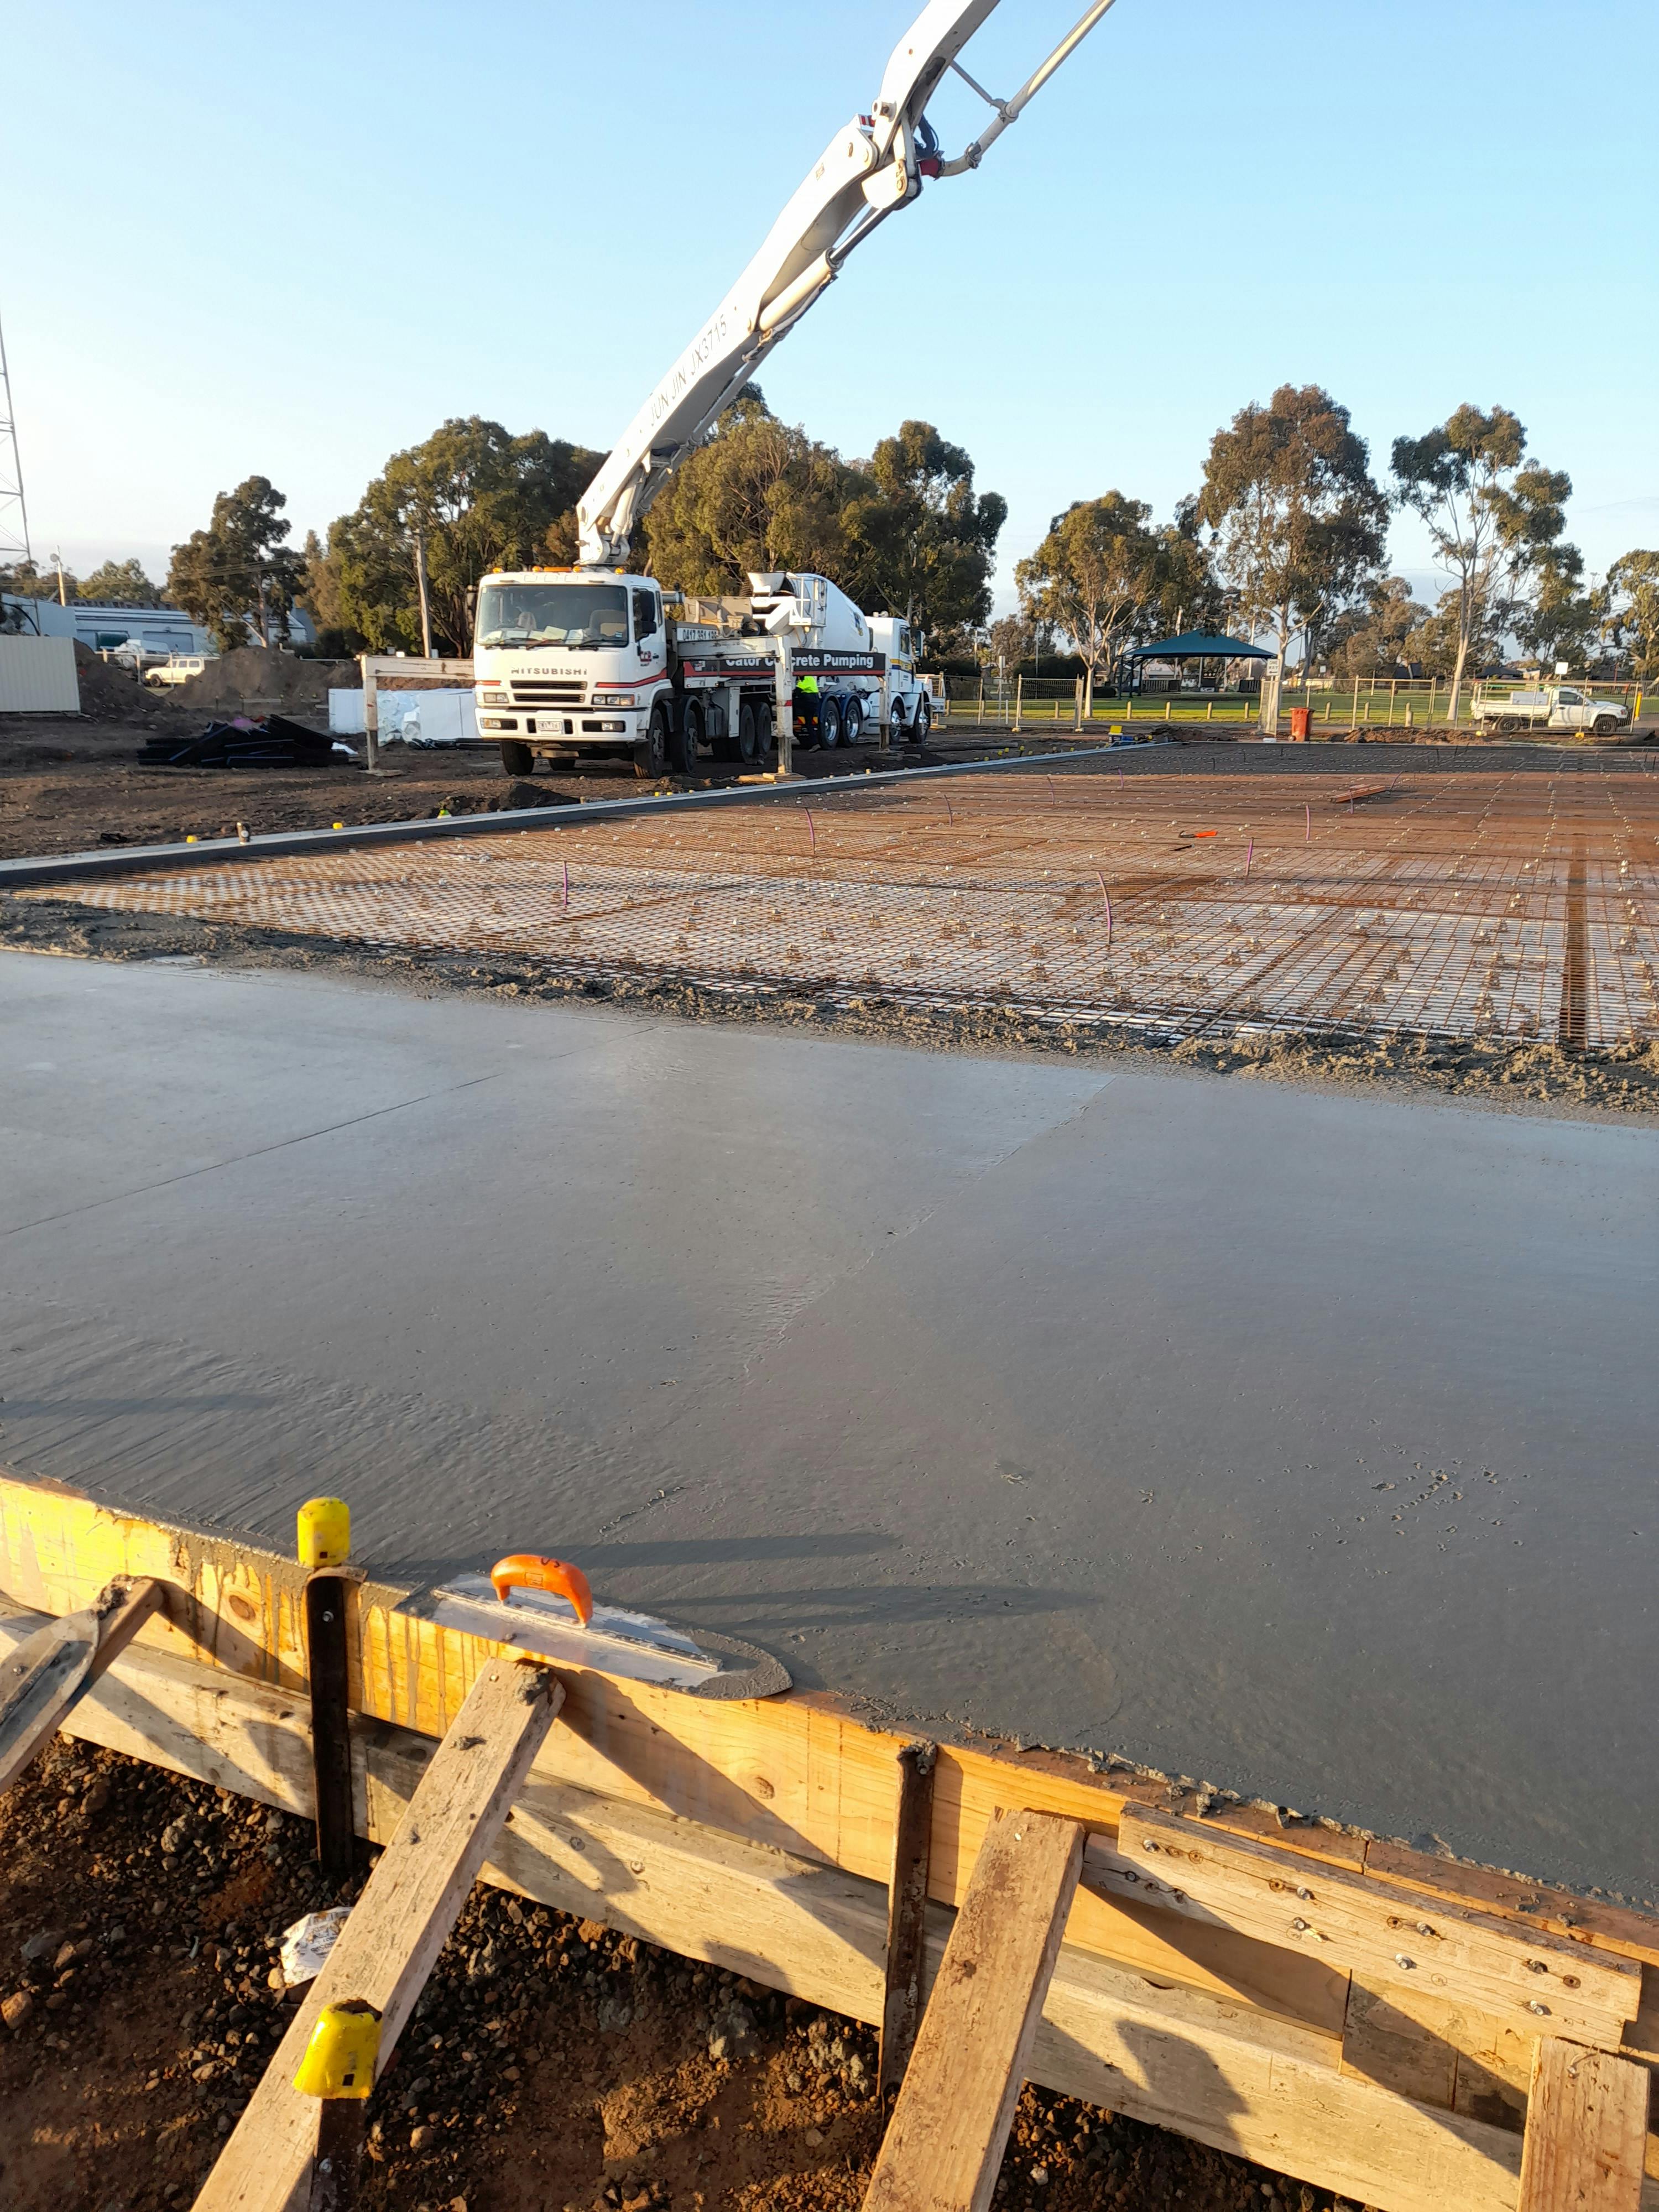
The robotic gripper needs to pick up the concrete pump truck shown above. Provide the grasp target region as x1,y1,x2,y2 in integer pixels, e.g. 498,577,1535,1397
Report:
473,0,1119,781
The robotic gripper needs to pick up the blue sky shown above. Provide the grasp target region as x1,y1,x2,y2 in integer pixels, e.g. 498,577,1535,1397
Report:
11,0,1657,613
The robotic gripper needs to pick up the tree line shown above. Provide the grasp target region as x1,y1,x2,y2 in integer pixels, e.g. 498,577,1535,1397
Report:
1019,389,1654,722
295,394,1006,666
5,387,1656,709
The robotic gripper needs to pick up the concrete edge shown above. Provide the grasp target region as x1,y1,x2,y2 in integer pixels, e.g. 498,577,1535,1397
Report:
0,744,1135,891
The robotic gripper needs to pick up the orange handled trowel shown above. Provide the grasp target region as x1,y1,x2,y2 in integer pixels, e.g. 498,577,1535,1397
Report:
407,1553,789,1701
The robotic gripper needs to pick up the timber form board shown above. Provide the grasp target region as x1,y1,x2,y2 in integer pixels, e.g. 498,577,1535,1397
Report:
4,1471,1659,2212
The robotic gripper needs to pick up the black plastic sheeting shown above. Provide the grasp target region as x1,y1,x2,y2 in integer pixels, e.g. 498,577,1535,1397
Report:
139,714,343,770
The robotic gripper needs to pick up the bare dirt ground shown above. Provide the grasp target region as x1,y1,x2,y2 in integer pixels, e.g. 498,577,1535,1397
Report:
4,667,1648,867
0,1738,1329,2212
0,685,974,863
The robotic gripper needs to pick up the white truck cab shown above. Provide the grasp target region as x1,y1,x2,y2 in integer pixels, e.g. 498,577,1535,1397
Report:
474,567,936,778
473,567,770,779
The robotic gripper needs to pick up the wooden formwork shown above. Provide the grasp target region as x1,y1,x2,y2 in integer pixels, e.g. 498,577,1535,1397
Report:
2,1468,1656,2212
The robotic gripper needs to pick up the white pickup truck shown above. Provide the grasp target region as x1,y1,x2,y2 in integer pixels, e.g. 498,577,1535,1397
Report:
1472,686,1630,737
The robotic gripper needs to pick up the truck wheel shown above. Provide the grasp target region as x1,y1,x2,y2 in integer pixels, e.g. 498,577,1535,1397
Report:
913,696,932,740
633,703,670,779
1495,717,1519,735
889,699,907,743
818,698,842,749
1593,714,1618,736
840,698,863,748
671,699,702,775
754,699,774,758
737,701,761,766
499,739,534,777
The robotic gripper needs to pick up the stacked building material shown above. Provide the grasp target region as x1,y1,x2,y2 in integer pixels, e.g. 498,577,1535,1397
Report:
139,714,340,770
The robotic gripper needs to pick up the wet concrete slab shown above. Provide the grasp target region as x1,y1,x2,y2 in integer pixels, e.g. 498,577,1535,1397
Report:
3,948,1656,1898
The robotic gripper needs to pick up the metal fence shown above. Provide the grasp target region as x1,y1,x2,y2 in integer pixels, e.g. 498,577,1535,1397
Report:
937,672,1647,737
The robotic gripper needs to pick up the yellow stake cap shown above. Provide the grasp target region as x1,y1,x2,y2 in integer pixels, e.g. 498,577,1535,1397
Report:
298,1496,351,1570
292,2001,382,2099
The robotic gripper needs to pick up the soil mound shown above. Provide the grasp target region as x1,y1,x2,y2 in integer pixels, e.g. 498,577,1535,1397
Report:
69,642,154,723
177,650,359,716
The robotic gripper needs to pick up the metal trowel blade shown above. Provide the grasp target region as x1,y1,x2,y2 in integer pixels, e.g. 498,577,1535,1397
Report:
407,1573,790,1701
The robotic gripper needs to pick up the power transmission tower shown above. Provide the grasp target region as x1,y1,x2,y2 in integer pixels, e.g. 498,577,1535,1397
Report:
0,310,32,564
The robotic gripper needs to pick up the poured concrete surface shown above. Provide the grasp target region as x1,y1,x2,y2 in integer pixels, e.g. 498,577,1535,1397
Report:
3,948,1656,1897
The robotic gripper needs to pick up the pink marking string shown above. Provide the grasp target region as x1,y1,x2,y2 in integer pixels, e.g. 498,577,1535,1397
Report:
1245,838,1254,877
1047,775,1057,802
1097,870,1112,945
806,808,816,853
1305,804,1311,842
945,795,953,825
562,859,570,909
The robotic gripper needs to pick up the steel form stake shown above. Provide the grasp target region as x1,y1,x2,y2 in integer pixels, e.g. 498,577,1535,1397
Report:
298,1498,359,1879
877,1740,937,2108
310,2090,370,2211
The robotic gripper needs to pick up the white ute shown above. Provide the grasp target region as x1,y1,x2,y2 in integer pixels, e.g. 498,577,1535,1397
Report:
1471,686,1631,738
142,653,212,688
474,0,1119,777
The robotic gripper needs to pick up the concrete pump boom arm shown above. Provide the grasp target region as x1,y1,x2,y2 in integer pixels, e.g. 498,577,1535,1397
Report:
575,0,1119,568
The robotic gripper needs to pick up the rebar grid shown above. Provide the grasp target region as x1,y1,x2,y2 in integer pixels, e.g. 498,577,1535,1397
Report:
29,769,1659,1046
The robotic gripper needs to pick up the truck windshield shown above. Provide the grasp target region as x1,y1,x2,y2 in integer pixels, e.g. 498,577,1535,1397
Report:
476,581,629,650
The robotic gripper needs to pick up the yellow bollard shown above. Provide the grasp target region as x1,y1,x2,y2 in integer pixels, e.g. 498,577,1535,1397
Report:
298,1497,351,1570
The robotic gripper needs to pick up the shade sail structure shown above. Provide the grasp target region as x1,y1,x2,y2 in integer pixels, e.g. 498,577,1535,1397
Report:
1125,633,1272,660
